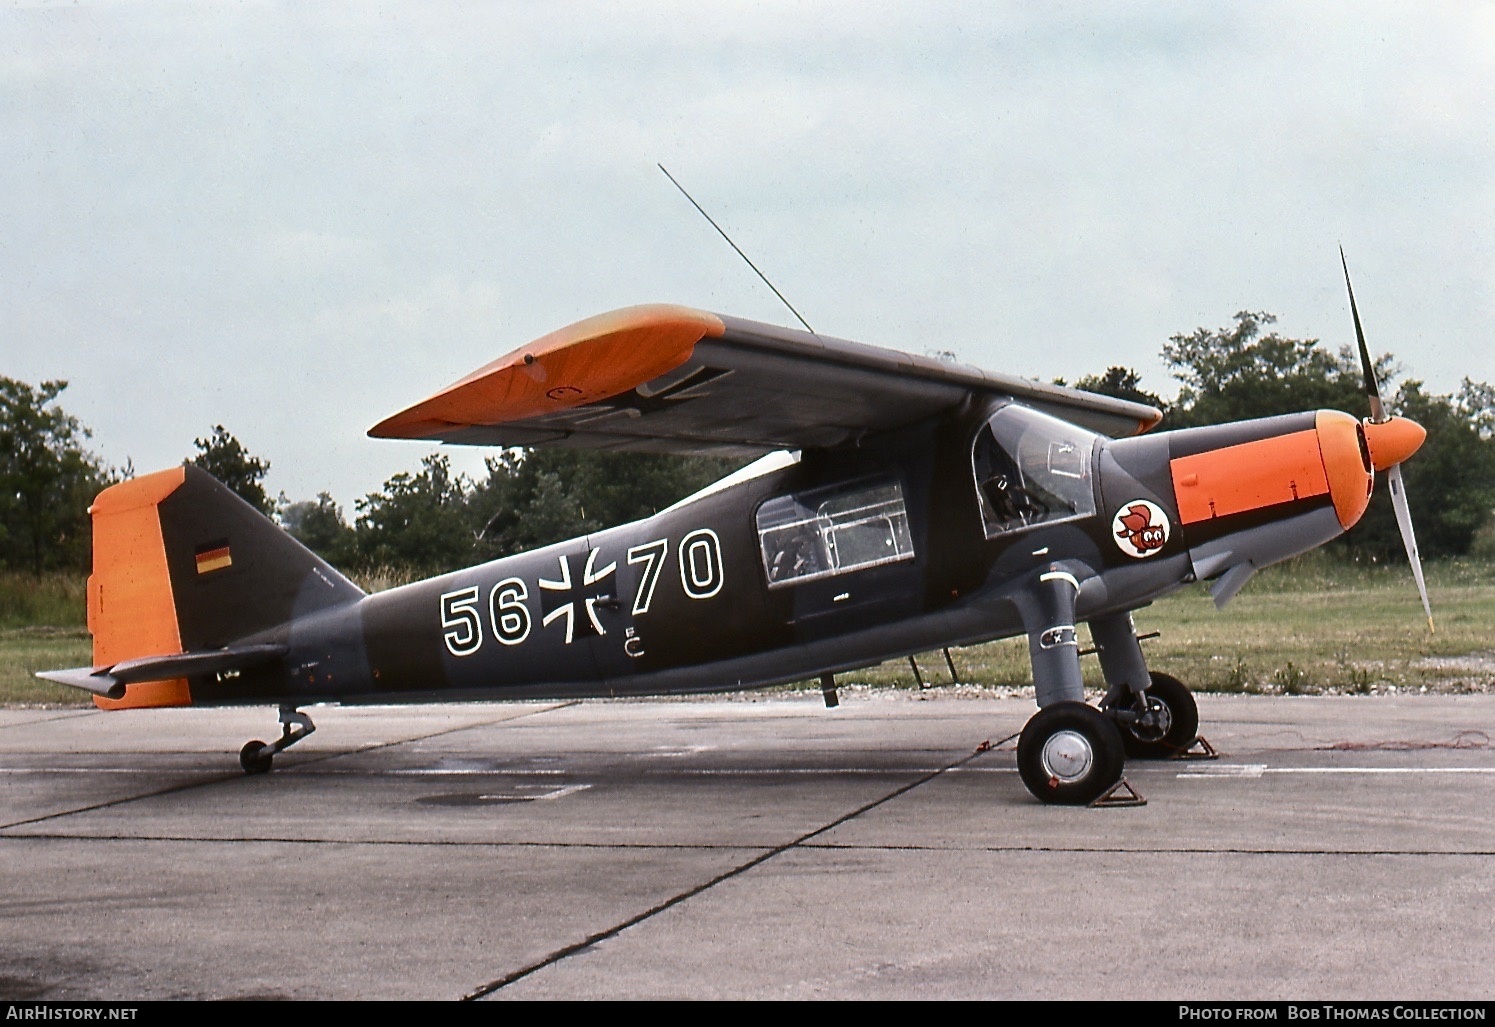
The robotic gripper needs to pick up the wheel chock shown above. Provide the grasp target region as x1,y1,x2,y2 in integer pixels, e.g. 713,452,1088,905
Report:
1171,735,1218,761
1090,778,1146,808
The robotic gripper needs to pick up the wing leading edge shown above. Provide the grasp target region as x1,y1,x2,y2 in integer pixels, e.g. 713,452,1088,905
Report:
369,304,1163,456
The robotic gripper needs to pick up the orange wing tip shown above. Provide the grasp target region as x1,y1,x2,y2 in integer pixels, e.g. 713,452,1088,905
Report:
1136,410,1165,435
370,304,726,440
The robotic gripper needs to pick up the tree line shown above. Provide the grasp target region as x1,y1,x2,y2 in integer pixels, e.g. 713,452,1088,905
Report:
278,448,740,578
4,310,1492,579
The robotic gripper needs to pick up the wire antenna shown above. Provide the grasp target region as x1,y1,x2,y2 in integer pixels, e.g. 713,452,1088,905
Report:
658,163,815,335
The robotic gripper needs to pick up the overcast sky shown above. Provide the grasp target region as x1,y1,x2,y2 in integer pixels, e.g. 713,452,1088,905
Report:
5,1,1492,511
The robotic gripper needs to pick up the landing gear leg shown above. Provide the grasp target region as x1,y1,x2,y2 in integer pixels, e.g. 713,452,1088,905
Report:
1015,570,1126,805
239,706,316,775
1092,612,1199,759
1021,570,1086,708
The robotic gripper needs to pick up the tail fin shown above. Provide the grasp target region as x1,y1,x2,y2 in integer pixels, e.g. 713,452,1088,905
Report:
84,465,364,709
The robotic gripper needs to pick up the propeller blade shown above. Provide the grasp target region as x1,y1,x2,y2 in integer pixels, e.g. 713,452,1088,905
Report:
1340,249,1431,633
1386,463,1435,634
1340,246,1386,423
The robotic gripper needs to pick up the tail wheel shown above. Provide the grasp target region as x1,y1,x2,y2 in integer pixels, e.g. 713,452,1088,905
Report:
1120,672,1198,760
1017,702,1125,805
239,740,273,775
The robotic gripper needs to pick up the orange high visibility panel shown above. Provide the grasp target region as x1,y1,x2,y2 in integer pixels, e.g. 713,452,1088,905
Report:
369,305,726,440
1170,429,1330,524
88,467,192,709
1315,410,1374,529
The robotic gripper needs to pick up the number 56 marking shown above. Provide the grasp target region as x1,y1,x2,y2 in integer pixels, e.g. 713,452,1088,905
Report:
441,578,533,657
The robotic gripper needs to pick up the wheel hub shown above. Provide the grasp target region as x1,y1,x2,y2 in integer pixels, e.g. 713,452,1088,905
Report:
1040,729,1094,783
1128,695,1172,743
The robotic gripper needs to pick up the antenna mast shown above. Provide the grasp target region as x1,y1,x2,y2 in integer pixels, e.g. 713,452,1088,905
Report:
657,163,815,335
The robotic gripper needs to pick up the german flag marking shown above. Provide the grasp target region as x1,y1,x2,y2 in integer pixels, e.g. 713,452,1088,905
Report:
195,539,232,575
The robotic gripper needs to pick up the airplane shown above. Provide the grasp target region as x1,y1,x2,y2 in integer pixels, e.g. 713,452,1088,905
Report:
40,256,1430,805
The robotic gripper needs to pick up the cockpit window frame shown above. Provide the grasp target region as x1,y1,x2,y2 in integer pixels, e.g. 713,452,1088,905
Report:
756,477,916,589
971,402,1101,540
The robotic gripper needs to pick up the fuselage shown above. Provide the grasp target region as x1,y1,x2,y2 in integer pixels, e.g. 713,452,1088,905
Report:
212,396,1408,707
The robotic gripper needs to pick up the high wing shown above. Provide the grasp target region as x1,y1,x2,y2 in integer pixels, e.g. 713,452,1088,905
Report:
369,305,1163,456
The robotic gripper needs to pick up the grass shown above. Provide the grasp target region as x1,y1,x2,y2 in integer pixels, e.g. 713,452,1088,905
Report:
0,571,86,630
4,557,1493,707
1128,561,1495,696
800,554,1495,697
0,571,92,706
0,627,93,706
349,565,425,593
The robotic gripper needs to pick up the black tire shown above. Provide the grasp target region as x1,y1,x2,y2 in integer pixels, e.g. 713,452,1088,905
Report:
1017,702,1125,805
1119,672,1199,760
239,740,273,775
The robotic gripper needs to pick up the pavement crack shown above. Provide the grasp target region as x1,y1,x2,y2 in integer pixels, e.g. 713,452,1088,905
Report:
461,739,995,1000
0,833,769,852
284,701,580,771
0,773,245,831
0,704,577,831
0,709,101,732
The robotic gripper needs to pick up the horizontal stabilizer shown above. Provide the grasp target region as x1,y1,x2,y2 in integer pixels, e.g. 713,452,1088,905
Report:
34,666,127,700
38,643,289,699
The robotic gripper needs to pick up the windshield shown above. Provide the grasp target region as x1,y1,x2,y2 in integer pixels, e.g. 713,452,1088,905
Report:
972,403,1099,537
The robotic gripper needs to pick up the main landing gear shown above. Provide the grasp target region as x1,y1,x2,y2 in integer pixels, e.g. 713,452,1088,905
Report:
1016,701,1126,806
239,706,316,775
1015,575,1202,805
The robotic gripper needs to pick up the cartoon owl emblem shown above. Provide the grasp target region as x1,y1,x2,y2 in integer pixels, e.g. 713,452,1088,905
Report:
1112,499,1170,559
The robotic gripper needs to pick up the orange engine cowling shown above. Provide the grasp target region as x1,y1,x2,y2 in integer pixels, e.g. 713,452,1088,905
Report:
1316,410,1425,530
1168,409,1424,537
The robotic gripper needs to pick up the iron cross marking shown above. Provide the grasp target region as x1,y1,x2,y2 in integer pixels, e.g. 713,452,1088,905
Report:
538,551,618,645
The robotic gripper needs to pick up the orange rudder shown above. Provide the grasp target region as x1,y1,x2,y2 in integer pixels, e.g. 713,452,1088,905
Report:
87,467,192,709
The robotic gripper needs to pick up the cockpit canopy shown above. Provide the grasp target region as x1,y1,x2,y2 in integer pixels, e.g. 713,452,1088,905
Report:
972,402,1100,538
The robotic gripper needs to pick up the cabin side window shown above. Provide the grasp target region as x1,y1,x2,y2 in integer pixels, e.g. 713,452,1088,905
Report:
972,403,1099,538
757,480,915,588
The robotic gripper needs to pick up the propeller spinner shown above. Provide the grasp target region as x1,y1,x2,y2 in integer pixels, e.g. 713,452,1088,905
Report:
1340,247,1434,633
